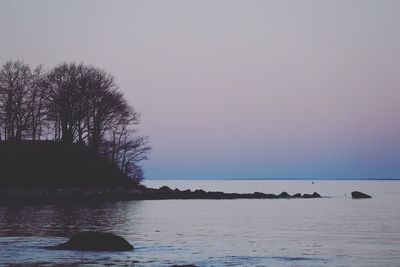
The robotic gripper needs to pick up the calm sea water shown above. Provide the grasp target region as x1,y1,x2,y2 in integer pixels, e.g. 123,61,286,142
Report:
1,180,400,266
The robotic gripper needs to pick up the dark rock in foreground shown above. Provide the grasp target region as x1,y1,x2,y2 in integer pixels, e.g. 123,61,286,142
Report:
50,232,133,251
351,191,372,199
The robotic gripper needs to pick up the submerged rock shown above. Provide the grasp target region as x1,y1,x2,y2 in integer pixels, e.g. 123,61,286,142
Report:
351,191,372,199
50,231,133,251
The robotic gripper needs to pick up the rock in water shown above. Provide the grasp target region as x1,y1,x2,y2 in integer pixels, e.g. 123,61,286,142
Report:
303,192,321,198
278,191,291,198
351,191,372,199
51,232,134,251
311,192,321,198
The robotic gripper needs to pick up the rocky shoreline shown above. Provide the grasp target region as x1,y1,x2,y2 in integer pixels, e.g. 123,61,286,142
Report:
0,185,321,205
142,186,321,200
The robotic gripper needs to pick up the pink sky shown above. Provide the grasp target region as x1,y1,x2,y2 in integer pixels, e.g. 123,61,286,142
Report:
1,0,400,178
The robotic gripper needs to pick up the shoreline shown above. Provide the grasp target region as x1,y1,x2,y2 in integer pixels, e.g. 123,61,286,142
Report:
0,186,321,206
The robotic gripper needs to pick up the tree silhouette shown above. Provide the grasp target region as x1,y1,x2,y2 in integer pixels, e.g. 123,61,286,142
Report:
0,61,45,141
0,61,151,184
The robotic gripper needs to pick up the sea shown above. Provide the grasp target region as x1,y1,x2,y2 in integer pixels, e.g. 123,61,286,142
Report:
0,179,399,267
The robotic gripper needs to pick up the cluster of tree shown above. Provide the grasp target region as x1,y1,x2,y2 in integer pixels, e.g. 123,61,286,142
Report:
0,61,151,184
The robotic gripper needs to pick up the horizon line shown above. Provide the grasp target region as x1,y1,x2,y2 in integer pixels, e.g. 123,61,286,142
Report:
145,177,400,181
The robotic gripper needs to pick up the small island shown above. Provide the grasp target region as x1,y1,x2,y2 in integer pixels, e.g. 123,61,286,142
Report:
0,61,322,205
0,140,322,205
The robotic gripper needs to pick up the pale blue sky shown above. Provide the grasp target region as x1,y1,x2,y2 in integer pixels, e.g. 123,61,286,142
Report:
1,0,400,179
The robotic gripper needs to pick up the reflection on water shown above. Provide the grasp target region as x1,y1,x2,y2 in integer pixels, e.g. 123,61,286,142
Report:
0,201,142,237
1,180,400,266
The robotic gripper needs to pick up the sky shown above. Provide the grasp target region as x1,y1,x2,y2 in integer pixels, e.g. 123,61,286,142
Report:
1,0,400,179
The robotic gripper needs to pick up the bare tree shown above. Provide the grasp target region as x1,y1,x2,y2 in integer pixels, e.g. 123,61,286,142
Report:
28,65,47,140
46,64,133,150
46,63,86,143
84,67,126,153
0,61,34,141
0,60,151,184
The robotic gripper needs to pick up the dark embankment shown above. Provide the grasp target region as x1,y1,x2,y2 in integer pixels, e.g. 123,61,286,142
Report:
0,186,322,205
0,141,134,189
0,141,323,205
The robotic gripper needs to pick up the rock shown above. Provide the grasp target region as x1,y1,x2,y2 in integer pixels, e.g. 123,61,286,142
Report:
312,192,321,198
159,186,173,193
207,191,226,199
351,191,371,199
278,191,291,198
191,189,206,198
193,189,206,195
181,189,192,194
292,193,302,198
303,192,321,198
253,192,267,198
50,231,133,251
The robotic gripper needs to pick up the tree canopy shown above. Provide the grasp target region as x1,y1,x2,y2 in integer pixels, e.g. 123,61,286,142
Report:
0,61,151,184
